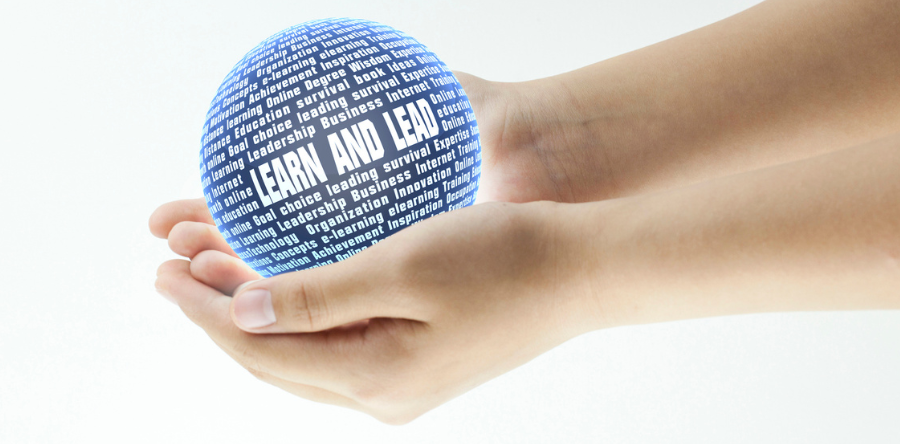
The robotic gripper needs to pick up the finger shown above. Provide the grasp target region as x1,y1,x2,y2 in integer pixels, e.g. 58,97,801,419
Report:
155,259,362,389
149,198,214,239
190,249,261,295
230,247,421,334
168,221,237,258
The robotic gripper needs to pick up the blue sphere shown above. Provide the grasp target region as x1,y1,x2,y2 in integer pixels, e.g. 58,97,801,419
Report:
200,18,482,277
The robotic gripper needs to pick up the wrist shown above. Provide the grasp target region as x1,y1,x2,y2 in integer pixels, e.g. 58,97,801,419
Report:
561,195,677,332
529,200,623,336
510,72,653,202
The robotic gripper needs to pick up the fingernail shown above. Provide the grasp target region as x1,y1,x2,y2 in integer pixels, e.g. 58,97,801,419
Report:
232,279,262,297
234,289,276,329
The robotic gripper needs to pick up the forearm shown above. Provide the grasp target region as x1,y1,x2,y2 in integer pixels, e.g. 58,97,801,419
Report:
575,133,900,330
523,0,900,201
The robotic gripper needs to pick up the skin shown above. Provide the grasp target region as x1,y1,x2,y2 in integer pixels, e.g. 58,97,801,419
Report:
152,0,900,425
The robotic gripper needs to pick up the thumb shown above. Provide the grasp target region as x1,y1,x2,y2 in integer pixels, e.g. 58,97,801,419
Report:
229,254,413,333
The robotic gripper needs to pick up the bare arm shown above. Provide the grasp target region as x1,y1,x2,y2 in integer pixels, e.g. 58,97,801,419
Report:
587,132,900,327
153,132,900,423
479,0,900,202
151,0,900,422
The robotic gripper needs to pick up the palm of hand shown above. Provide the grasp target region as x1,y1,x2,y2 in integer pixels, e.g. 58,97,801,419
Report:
153,199,585,424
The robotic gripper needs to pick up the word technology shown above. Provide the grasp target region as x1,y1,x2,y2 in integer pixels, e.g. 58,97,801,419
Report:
200,18,482,277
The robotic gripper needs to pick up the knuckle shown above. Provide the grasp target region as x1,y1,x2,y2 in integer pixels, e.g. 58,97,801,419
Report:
284,279,329,330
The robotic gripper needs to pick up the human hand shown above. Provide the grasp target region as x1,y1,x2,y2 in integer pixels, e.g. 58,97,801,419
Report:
152,199,601,424
149,198,262,297
145,69,615,421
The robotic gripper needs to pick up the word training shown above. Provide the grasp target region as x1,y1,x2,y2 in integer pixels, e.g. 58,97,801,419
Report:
200,18,481,276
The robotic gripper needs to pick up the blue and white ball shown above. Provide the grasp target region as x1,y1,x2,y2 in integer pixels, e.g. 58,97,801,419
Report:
200,18,481,277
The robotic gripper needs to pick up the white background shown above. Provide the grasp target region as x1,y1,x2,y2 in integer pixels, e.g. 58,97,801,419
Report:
1,0,898,442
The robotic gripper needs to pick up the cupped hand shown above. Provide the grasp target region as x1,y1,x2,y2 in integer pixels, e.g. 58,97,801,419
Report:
147,71,606,423
151,199,599,424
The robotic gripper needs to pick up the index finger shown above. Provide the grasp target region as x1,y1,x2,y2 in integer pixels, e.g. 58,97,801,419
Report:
149,198,215,238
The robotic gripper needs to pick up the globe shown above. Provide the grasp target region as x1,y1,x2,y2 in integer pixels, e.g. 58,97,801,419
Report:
200,18,482,277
